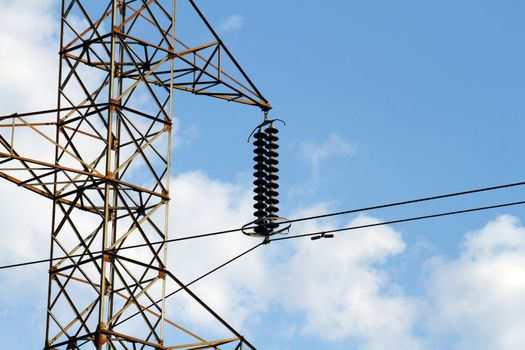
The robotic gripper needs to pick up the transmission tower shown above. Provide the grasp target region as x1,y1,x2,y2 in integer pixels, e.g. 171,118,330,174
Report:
0,0,269,349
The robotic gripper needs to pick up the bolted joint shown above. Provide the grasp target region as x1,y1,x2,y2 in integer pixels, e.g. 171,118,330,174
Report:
96,322,108,345
114,64,122,78
105,283,112,295
111,137,119,150
66,339,78,349
49,265,58,280
158,270,166,280
118,0,126,12
167,47,175,59
103,249,115,263
137,205,146,217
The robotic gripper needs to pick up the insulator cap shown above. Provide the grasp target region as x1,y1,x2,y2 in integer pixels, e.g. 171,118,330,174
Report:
266,174,279,181
253,194,268,201
254,186,268,194
253,139,267,147
266,134,278,142
266,181,279,189
253,170,266,178
267,189,279,197
254,202,267,210
266,142,279,150
253,131,266,139
253,155,267,162
265,157,278,165
265,126,278,134
266,150,279,158
267,165,279,173
253,210,266,218
266,205,279,213
253,179,267,186
266,197,279,205
253,163,267,171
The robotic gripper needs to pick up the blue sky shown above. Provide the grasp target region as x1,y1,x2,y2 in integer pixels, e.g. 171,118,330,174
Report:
1,1,525,349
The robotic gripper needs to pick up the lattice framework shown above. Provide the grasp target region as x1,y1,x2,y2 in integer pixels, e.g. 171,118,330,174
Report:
0,0,269,349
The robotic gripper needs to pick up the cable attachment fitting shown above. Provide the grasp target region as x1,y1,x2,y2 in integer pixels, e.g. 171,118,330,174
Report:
247,113,286,143
311,232,335,241
243,119,290,240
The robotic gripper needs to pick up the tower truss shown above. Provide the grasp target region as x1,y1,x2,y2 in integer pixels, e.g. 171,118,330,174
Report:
0,0,269,349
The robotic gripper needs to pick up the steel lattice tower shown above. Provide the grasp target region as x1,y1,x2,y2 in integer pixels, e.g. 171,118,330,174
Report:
0,0,269,349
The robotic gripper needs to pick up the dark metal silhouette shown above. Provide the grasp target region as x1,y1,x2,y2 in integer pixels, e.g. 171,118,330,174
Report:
0,0,269,348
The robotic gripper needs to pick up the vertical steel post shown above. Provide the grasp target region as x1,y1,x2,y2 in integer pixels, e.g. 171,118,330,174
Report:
44,1,175,348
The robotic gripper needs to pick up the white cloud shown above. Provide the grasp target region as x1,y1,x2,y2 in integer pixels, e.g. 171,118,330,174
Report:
165,178,424,347
0,166,422,347
218,15,244,32
8,160,525,350
166,170,271,332
0,5,93,345
424,215,525,350
300,133,357,171
167,189,525,349
4,2,525,350
0,0,58,267
0,0,58,111
172,119,200,150
0,182,50,346
278,214,422,349
0,1,413,347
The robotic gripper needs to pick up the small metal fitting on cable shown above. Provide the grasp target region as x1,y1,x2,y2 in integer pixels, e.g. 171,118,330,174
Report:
310,232,335,241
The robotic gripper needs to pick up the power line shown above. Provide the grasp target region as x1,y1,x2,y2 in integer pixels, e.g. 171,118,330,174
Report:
282,180,525,226
1,179,525,271
119,179,525,249
0,240,264,334
0,198,524,329
162,179,525,243
2,197,525,272
269,199,525,242
0,256,58,270
1,198,523,339
114,241,264,327
0,226,244,271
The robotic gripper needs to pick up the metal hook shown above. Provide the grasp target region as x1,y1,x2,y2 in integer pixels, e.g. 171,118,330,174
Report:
246,114,287,142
